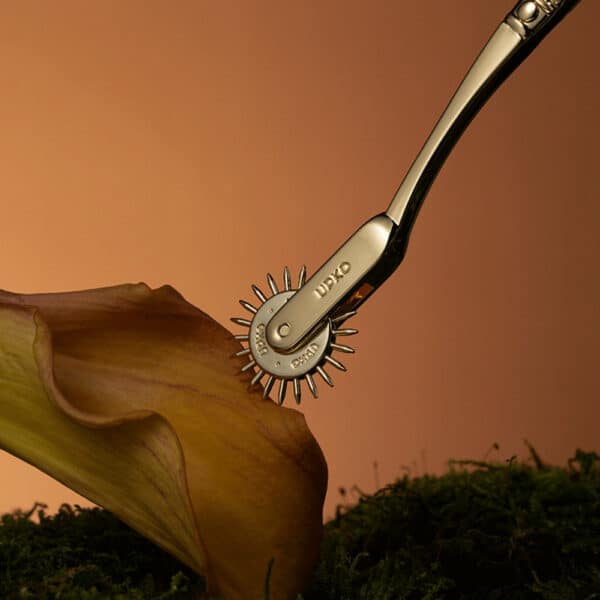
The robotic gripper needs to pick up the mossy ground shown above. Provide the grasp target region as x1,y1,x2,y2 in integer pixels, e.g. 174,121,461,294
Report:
1,447,599,599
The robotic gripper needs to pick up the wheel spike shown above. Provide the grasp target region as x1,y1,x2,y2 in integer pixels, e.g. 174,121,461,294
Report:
263,375,275,399
267,273,279,296
316,365,334,387
251,369,265,386
231,317,251,327
283,266,292,291
332,328,358,337
235,347,251,357
251,284,268,304
305,373,318,398
241,360,256,373
331,310,358,324
234,334,249,341
278,379,288,405
325,354,347,371
330,342,355,354
239,299,258,314
293,378,302,404
298,265,307,288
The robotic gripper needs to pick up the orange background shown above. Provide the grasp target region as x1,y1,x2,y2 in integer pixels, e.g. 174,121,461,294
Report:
1,1,598,522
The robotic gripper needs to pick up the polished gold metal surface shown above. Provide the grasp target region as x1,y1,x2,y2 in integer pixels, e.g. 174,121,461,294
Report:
265,214,394,352
385,24,521,225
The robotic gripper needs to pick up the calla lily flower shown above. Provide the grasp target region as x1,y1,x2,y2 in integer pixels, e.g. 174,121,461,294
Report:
0,282,328,599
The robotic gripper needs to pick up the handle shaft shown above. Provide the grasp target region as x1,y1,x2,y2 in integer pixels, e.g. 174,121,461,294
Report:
386,0,582,231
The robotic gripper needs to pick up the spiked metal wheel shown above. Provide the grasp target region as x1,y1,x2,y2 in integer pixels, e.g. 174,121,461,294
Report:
231,266,357,405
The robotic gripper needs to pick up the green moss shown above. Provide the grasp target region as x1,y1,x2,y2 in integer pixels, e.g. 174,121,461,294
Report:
301,446,600,600
0,503,206,599
2,447,599,599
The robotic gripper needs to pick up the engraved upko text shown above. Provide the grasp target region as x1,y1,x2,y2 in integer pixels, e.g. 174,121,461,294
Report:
254,323,268,356
291,343,320,369
313,261,351,299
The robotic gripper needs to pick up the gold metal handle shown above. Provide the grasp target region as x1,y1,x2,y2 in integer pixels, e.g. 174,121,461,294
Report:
266,0,583,354
386,0,582,228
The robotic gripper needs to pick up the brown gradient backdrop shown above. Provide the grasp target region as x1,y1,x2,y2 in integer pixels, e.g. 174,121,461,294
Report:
0,2,598,521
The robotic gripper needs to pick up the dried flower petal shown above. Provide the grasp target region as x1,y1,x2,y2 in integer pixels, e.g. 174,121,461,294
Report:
0,283,327,599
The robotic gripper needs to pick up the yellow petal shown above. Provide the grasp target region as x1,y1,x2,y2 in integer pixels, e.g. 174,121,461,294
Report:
0,283,327,599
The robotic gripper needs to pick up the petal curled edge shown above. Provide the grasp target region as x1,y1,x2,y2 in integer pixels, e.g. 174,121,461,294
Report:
0,283,328,599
